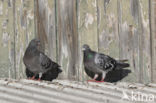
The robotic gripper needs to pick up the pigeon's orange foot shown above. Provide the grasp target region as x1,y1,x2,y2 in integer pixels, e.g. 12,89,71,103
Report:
37,78,41,81
87,80,104,82
29,76,35,80
95,81,104,83
87,80,96,82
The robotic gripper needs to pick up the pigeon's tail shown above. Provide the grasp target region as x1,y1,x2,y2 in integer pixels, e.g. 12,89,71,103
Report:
58,68,62,73
118,59,128,62
115,60,130,69
52,62,62,73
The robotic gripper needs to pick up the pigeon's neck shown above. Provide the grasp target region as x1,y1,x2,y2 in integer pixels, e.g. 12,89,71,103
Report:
83,50,94,60
25,46,39,56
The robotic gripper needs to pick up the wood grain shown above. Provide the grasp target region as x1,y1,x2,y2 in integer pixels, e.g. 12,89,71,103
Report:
150,0,156,83
0,0,15,78
56,0,78,80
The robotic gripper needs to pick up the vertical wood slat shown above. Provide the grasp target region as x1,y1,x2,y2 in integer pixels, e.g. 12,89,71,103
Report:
13,0,16,79
56,0,78,80
97,0,119,57
36,0,56,61
36,0,48,52
139,0,151,83
151,0,156,83
0,0,15,78
0,0,35,78
14,0,35,78
117,0,151,83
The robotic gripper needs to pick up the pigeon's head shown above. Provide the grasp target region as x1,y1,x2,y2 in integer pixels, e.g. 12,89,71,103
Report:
82,44,90,51
29,39,41,47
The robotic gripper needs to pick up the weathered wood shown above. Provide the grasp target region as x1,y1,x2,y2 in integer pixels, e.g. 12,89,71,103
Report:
14,0,35,78
0,0,15,78
56,0,78,80
35,0,48,52
139,0,151,83
151,0,156,83
36,0,56,61
97,0,119,57
117,0,151,83
0,0,35,79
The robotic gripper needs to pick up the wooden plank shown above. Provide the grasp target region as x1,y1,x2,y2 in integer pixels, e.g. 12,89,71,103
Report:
118,0,151,83
151,0,156,83
14,0,35,78
139,0,151,83
35,0,48,52
56,0,78,80
0,0,15,78
77,0,98,81
97,0,119,57
37,0,56,61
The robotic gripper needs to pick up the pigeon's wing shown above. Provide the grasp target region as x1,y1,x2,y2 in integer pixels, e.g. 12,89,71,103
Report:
39,53,52,69
94,53,117,71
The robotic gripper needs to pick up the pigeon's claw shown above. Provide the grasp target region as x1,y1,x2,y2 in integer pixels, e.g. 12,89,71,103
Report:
87,74,99,82
87,80,96,82
29,76,35,80
87,80,104,82
96,80,104,83
37,78,41,81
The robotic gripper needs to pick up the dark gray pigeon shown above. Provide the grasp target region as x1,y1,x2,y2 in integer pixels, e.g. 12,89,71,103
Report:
23,39,62,80
82,44,130,82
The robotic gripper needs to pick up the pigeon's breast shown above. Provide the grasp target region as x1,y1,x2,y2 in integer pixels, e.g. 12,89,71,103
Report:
24,56,44,74
85,59,103,74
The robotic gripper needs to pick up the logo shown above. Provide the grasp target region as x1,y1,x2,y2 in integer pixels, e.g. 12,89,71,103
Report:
122,90,155,102
122,90,130,100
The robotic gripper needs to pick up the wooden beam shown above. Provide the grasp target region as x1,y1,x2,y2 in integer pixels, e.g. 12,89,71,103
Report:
150,0,156,83
56,0,78,80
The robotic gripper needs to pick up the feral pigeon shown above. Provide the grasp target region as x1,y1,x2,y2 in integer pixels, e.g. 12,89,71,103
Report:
82,44,129,82
23,39,62,80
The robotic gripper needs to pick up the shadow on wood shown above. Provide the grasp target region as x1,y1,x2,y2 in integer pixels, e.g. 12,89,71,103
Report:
85,68,131,83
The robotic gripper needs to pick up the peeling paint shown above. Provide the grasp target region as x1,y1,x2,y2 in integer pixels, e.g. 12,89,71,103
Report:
130,0,139,23
2,32,10,47
91,0,96,7
0,3,3,15
99,30,113,50
85,13,94,28
2,19,8,29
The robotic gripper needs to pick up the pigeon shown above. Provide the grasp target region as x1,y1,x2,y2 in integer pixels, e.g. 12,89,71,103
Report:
82,44,130,82
23,39,62,80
